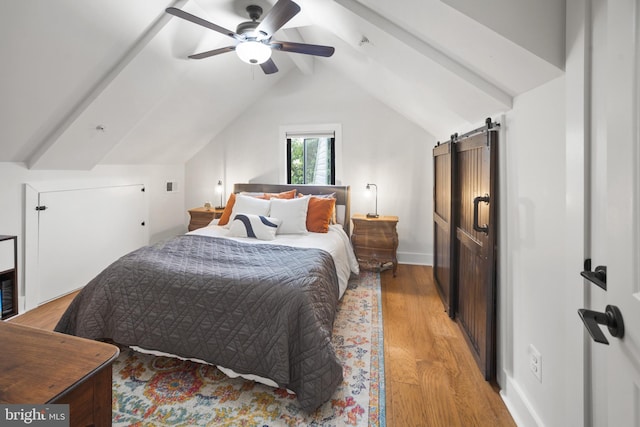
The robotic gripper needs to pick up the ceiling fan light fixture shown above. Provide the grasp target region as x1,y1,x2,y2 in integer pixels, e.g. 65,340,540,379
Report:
236,41,272,64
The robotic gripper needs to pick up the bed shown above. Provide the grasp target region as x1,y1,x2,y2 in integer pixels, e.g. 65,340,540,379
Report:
54,183,359,412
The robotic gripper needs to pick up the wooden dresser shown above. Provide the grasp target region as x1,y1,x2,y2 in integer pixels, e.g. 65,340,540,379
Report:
0,322,119,426
188,207,224,231
351,214,399,276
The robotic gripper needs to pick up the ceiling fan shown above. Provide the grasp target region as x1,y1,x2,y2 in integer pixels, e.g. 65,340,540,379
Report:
166,0,335,75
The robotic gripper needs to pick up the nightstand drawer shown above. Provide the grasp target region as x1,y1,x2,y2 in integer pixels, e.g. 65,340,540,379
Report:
351,222,397,234
354,246,396,259
351,233,397,250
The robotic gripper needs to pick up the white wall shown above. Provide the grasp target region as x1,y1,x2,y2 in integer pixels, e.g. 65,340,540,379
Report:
498,76,584,427
0,162,186,304
186,63,437,265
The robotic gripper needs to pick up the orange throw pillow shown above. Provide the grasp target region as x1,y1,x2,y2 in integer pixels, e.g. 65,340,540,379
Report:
217,193,236,226
264,189,296,199
306,196,336,233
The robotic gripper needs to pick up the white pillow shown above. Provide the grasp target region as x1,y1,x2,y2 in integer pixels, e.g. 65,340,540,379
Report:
269,196,310,234
225,194,271,228
228,214,281,240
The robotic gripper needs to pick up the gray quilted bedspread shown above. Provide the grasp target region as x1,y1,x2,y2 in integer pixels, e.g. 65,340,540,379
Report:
55,234,342,411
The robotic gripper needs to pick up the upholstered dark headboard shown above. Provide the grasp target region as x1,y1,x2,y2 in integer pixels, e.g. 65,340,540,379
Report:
233,183,351,235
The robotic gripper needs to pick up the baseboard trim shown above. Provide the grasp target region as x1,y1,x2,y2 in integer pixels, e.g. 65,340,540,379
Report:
398,251,432,266
500,374,545,427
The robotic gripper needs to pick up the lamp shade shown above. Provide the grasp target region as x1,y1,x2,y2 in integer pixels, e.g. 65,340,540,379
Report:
236,41,272,64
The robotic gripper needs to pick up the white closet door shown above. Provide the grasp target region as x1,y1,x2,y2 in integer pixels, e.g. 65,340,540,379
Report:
37,184,147,304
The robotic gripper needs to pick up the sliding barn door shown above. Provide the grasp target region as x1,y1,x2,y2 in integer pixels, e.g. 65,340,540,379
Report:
433,142,456,317
454,129,498,380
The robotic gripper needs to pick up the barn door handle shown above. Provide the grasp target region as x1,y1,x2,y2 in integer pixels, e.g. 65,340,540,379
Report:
578,305,624,345
473,195,490,233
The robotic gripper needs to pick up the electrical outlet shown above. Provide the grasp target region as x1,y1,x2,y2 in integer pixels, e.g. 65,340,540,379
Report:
528,344,542,382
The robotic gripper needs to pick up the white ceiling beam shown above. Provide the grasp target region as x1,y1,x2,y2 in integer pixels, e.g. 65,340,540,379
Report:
28,0,190,169
333,0,513,108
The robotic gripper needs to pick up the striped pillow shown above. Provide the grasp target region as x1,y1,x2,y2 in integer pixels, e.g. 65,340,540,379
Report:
228,214,281,240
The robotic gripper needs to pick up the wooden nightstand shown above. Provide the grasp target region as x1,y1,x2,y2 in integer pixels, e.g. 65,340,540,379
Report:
188,207,224,231
351,214,399,276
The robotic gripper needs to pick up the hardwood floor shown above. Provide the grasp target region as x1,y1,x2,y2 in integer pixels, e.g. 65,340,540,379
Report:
381,265,515,427
9,291,78,330
10,264,515,426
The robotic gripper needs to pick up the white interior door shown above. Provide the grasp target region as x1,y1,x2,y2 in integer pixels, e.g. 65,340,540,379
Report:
36,184,148,304
604,0,640,424
586,0,640,425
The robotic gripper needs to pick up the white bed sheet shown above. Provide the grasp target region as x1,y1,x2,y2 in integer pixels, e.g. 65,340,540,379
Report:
187,223,360,298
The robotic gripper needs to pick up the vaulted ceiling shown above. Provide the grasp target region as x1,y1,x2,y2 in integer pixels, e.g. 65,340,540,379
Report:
0,0,565,169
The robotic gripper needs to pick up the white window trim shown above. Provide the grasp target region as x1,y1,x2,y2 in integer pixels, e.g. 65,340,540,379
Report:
279,123,343,185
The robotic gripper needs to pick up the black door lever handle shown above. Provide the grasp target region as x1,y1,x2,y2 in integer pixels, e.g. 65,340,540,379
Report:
580,259,607,290
578,305,624,345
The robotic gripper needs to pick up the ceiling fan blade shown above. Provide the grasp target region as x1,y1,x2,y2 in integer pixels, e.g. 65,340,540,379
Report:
272,41,335,57
260,58,279,74
255,0,301,38
188,46,235,60
166,7,242,40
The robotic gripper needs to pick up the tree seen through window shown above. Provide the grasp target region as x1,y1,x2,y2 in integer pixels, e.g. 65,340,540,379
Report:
287,137,335,185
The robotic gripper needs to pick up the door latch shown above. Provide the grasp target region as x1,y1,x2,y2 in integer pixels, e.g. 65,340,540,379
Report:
578,305,624,345
581,258,607,290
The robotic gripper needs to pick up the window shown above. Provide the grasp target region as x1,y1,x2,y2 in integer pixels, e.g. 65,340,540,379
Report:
286,136,335,185
280,124,342,184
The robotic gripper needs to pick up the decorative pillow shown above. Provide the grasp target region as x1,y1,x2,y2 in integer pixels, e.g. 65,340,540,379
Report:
299,192,337,224
228,214,281,240
225,194,271,228
306,196,336,233
269,196,310,234
217,193,236,226
264,189,296,199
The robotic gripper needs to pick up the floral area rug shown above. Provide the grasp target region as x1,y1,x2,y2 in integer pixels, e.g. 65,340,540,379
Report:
112,270,386,426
